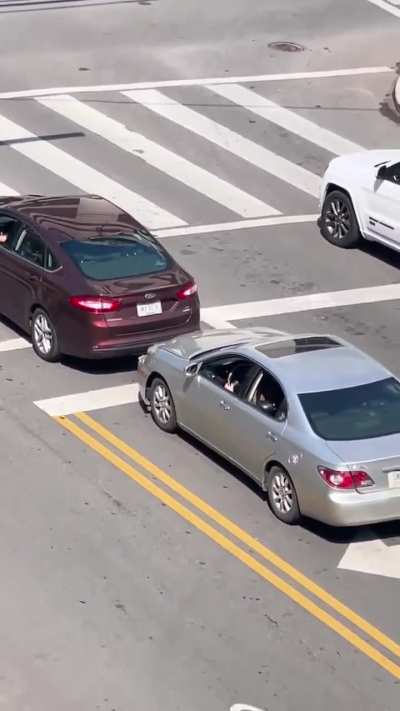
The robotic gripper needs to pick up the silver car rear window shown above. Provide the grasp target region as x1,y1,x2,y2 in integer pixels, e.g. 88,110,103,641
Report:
299,377,400,441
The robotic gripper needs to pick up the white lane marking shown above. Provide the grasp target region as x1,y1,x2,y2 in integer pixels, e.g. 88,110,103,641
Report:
0,66,391,99
0,114,185,230
0,181,19,196
8,282,400,358
38,95,279,219
154,213,318,238
201,283,400,323
209,84,363,155
338,537,400,580
0,337,30,352
34,383,139,416
124,89,321,198
366,0,400,17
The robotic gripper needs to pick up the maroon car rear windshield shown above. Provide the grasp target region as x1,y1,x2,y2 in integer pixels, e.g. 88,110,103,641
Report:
61,234,170,280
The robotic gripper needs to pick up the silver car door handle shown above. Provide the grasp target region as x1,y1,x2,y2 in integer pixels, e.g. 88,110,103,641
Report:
219,399,231,411
267,431,278,442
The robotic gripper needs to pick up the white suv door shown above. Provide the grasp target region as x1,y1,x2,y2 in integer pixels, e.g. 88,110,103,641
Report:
363,161,400,245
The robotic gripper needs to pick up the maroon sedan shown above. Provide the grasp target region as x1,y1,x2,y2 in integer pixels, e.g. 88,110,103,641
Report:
0,194,200,361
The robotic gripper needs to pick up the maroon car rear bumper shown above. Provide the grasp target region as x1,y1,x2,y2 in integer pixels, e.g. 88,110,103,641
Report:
63,309,200,359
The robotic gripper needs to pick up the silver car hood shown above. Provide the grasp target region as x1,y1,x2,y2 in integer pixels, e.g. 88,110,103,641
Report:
326,431,400,466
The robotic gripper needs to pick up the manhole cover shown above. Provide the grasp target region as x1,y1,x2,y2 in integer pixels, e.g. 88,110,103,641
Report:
268,41,305,52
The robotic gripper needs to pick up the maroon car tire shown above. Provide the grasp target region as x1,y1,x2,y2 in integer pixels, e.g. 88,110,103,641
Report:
31,308,61,362
150,377,177,433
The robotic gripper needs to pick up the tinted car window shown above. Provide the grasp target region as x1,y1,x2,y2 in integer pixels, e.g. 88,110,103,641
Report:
61,234,170,280
14,229,46,268
386,162,400,185
299,377,400,441
201,356,260,399
0,216,23,251
46,249,60,271
248,370,287,420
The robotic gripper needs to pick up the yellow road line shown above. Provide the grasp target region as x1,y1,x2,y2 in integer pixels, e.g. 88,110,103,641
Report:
75,410,400,660
56,414,400,680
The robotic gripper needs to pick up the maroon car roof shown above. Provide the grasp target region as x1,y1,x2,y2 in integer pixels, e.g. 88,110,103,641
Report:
0,194,146,243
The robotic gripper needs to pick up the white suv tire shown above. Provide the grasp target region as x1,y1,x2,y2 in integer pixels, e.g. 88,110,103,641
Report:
320,189,362,249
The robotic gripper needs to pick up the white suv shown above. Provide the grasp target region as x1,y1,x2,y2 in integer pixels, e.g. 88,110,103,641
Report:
319,150,400,251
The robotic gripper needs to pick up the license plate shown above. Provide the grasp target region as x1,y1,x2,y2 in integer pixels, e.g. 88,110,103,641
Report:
137,301,162,317
388,470,400,489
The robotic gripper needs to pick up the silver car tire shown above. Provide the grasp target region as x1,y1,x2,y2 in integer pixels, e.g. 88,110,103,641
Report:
150,377,177,434
320,190,361,249
267,465,301,525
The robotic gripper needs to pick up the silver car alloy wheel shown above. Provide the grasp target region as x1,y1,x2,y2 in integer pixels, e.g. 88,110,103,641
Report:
271,471,294,514
324,197,351,240
34,313,53,355
153,383,172,425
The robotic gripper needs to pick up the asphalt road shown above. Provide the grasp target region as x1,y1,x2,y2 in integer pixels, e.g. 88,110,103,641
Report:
0,1,400,710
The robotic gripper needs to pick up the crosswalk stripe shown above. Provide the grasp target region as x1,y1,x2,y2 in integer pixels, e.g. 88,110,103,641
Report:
34,383,140,416
0,337,30,352
367,0,400,17
38,95,280,219
0,113,185,230
209,84,364,155
154,213,318,238
124,89,321,198
0,181,19,196
202,283,400,323
0,67,392,100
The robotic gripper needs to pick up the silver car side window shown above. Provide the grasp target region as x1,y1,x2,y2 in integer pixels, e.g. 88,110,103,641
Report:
249,369,287,421
200,356,257,398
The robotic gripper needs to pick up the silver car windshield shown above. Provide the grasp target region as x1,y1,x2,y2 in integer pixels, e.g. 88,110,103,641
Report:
299,377,400,441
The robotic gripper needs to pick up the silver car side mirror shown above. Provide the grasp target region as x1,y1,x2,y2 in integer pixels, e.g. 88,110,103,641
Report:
185,362,201,377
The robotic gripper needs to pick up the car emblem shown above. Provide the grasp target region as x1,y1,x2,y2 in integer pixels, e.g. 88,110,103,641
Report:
144,292,156,300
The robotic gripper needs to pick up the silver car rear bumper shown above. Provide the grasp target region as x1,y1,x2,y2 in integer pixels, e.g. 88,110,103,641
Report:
311,488,400,527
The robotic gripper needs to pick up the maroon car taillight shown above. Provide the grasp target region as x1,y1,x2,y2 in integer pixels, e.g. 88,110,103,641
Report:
318,466,374,490
176,281,198,300
69,295,122,313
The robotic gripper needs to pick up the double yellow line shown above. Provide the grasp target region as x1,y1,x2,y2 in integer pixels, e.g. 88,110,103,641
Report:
56,411,400,679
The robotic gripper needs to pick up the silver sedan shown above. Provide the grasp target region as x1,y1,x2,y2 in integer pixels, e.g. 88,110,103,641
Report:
137,328,400,526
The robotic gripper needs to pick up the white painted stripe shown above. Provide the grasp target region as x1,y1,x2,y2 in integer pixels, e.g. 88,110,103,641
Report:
201,283,400,324
38,95,279,219
0,113,184,230
0,181,19,196
9,283,400,360
366,0,400,17
0,337,30,352
124,89,321,198
34,383,139,416
209,84,363,155
154,213,319,238
0,66,391,99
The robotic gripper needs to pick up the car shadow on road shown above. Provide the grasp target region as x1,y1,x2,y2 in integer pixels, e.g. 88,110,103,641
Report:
302,517,400,545
60,353,139,375
359,238,400,270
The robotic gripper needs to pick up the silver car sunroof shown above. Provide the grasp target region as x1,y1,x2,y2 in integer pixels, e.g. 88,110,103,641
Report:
256,336,342,358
